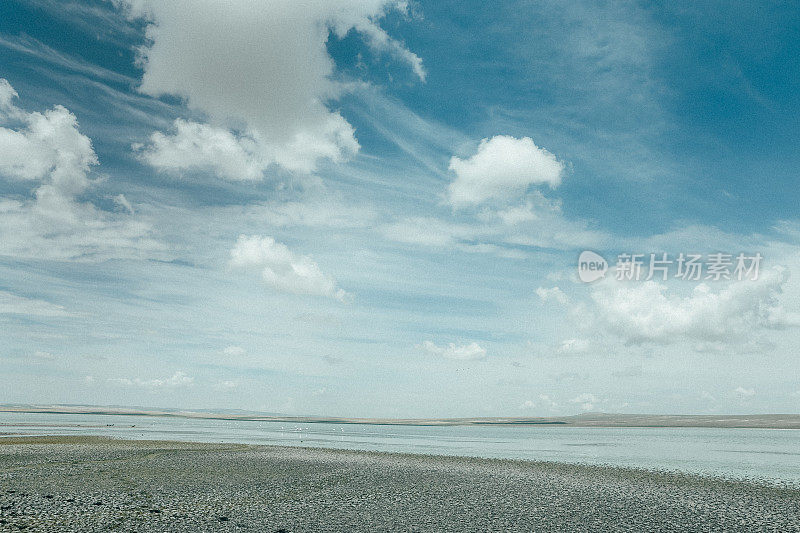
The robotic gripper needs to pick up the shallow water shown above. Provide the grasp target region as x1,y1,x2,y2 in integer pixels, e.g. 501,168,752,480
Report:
2,412,799,484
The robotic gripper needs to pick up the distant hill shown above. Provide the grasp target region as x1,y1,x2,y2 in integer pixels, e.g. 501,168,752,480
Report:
2,405,799,429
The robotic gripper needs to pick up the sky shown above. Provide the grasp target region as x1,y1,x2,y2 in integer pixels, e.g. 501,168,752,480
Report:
1,0,799,417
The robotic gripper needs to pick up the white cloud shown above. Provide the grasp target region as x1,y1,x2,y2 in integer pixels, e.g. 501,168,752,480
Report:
700,391,716,402
734,386,756,398
136,120,266,181
537,394,557,408
491,201,541,226
113,194,134,214
570,392,600,411
0,291,72,317
0,78,17,112
0,89,96,186
556,338,591,355
348,10,426,82
586,267,800,346
519,394,559,412
416,340,487,360
536,286,568,305
0,79,163,261
121,0,422,178
109,371,193,388
517,395,557,412
137,116,361,178
223,345,246,357
448,136,564,207
230,235,348,301
379,137,607,254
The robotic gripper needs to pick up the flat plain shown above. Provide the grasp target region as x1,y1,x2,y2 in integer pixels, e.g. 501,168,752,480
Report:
0,436,798,532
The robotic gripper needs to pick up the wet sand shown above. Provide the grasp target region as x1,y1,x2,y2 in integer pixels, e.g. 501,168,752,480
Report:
1,436,798,532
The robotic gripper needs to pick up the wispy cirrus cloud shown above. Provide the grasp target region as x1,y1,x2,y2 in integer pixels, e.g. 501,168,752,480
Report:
108,371,193,388
416,340,487,361
0,291,72,317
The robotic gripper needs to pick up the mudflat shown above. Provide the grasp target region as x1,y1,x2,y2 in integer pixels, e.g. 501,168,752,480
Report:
0,436,798,532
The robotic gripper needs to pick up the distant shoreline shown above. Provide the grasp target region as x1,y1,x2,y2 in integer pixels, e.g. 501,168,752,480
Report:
2,405,800,429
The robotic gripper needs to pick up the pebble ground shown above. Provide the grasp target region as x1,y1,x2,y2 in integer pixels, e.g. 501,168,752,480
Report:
1,436,798,532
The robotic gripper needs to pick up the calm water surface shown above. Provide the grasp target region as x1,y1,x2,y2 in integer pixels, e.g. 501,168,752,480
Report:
1,412,798,485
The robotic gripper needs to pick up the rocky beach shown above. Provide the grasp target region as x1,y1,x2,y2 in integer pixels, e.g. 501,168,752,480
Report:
0,436,798,531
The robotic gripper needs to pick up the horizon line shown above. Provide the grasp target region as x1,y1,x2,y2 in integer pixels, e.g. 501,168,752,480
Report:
2,404,800,429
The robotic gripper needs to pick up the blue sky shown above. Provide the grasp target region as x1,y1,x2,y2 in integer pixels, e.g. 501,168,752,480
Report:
1,0,799,417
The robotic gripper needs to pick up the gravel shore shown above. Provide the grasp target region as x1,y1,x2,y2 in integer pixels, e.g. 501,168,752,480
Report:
1,436,798,532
